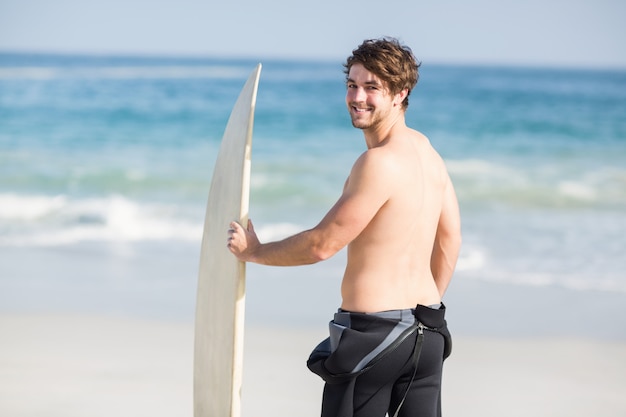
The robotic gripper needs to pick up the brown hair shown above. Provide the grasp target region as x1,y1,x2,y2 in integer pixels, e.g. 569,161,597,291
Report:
344,37,420,110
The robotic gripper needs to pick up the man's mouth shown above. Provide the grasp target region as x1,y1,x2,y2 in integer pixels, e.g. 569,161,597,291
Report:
351,105,371,113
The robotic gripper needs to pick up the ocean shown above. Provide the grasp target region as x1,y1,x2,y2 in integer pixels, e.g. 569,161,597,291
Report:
1,53,625,338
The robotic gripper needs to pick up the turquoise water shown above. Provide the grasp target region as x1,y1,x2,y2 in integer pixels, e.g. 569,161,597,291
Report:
1,53,625,321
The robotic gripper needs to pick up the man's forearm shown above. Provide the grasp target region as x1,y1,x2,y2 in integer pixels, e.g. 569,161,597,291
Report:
249,229,328,266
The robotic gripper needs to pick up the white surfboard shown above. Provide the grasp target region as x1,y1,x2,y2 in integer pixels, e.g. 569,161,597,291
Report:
194,64,261,417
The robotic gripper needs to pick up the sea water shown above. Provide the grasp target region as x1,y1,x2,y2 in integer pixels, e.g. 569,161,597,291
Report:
1,53,625,334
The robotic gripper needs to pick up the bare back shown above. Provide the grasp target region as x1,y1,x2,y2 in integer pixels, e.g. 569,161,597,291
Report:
341,129,450,312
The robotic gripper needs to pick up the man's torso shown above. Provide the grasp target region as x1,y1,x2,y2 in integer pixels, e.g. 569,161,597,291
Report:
341,129,447,312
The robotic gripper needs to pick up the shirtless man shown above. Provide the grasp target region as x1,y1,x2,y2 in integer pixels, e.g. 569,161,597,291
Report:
228,38,461,417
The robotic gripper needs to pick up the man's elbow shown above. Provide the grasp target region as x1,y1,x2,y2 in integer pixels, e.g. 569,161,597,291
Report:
310,246,335,263
440,224,461,244
437,228,462,262
310,240,342,263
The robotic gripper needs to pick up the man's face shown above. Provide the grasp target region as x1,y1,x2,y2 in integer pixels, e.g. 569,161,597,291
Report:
345,63,395,130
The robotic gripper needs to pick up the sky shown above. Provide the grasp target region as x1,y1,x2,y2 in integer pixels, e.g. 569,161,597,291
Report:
1,0,625,69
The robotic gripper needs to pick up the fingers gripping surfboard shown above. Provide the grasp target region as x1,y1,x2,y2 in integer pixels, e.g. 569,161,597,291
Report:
194,64,261,417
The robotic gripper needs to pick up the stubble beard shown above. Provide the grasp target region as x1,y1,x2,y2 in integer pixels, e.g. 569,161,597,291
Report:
351,118,370,130
349,105,379,130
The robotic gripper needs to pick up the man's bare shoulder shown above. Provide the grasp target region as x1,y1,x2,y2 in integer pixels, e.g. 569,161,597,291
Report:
411,130,449,174
352,145,399,176
350,128,448,188
411,129,439,153
344,147,399,201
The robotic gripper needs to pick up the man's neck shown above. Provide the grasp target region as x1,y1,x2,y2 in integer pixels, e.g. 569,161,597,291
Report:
364,112,406,149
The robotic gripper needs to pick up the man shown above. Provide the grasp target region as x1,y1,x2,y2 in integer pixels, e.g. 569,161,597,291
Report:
228,37,461,417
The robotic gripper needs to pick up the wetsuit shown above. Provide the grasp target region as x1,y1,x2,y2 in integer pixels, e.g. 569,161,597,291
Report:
307,304,451,417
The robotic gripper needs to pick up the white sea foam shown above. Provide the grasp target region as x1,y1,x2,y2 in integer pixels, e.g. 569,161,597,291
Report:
444,158,626,208
456,247,486,271
558,181,597,201
256,223,303,242
0,193,202,246
0,194,68,221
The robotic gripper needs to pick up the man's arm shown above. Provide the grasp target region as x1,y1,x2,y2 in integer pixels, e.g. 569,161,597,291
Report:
430,174,462,297
227,220,333,266
228,150,394,266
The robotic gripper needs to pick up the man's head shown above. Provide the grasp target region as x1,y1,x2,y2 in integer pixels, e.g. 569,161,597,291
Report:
344,37,420,110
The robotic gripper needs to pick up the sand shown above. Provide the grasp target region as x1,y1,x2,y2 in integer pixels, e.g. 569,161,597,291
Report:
1,314,625,417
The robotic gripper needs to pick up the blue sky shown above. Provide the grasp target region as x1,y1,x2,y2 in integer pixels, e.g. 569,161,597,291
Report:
1,0,624,68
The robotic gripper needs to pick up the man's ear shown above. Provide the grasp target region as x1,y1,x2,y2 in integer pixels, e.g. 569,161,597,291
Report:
394,88,409,106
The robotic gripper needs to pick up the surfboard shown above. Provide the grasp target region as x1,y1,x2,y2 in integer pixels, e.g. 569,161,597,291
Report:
194,64,262,417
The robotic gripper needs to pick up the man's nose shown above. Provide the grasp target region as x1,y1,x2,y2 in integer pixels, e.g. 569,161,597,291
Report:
350,87,366,102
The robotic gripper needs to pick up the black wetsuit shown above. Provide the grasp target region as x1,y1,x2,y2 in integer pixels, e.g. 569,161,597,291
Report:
307,304,451,417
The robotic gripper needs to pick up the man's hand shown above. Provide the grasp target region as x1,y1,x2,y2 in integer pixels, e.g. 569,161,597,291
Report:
227,219,260,262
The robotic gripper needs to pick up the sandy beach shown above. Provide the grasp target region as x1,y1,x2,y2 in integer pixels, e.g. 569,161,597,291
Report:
1,313,624,417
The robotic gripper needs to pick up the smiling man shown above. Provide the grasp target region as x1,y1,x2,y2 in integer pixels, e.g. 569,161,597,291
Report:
228,37,461,417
